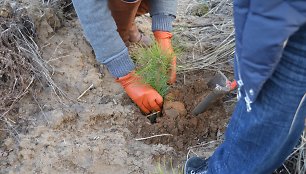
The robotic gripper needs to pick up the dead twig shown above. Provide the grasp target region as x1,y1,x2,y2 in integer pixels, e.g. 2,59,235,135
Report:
135,134,173,141
173,22,224,28
77,84,94,100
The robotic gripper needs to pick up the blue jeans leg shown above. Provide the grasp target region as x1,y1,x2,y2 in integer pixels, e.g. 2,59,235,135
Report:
207,42,306,173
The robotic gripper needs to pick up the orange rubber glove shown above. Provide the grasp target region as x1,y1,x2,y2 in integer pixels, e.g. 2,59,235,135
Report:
116,71,163,114
154,31,176,84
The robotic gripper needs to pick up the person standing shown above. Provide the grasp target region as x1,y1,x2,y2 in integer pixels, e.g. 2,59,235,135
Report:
185,0,306,173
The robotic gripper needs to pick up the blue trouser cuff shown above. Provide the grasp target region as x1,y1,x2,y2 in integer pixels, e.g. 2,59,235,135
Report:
152,14,175,32
104,48,135,78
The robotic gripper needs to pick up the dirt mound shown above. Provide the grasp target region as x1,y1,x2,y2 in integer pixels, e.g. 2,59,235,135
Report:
128,72,230,152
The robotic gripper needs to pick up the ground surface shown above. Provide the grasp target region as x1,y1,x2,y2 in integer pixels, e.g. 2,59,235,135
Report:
129,71,231,153
0,0,236,173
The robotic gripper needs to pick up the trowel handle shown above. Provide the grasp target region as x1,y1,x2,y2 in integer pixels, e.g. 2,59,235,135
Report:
230,80,238,90
227,80,238,91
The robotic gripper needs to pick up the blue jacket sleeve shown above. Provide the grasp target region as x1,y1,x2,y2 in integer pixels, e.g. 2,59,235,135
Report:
72,0,135,77
237,0,306,105
72,0,126,62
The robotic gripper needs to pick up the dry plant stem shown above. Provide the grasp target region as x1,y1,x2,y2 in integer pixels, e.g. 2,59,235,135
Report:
1,77,34,120
46,54,70,63
173,22,224,28
186,140,221,159
77,84,94,100
18,28,68,100
187,140,221,150
135,134,173,141
283,131,306,174
32,92,50,125
146,111,161,118
186,149,199,159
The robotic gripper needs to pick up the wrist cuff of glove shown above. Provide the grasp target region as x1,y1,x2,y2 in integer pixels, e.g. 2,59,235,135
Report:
152,14,175,32
154,31,173,40
104,48,135,78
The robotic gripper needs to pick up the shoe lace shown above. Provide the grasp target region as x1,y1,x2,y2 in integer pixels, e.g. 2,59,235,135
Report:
190,170,208,174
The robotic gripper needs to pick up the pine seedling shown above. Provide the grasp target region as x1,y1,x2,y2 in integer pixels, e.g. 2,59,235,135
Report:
132,42,173,97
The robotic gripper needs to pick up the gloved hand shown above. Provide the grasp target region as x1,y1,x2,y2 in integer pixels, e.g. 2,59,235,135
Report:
154,31,176,84
116,71,163,114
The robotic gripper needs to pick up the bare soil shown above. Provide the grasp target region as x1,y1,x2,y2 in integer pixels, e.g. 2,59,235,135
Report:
128,72,230,153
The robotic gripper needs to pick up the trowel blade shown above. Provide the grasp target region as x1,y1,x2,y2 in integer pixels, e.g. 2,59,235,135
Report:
192,89,226,116
192,71,230,116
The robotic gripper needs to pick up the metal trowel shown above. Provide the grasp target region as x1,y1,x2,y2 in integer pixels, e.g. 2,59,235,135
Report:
192,71,237,116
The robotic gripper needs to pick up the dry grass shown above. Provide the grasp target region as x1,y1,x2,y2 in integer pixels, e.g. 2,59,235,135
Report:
0,2,66,138
177,0,234,73
275,130,306,174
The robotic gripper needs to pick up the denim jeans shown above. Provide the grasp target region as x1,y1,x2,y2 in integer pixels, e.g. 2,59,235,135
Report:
207,28,306,173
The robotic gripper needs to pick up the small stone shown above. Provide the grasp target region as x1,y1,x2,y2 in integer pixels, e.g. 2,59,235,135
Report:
177,120,185,132
176,140,184,150
0,3,13,18
172,128,179,136
190,3,209,17
99,95,112,104
0,9,10,18
3,138,13,148
190,117,198,127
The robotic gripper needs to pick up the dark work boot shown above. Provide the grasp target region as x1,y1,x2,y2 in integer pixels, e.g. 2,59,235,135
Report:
184,156,209,174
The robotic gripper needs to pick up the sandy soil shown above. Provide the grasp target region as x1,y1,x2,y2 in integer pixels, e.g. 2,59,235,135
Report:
0,0,235,173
